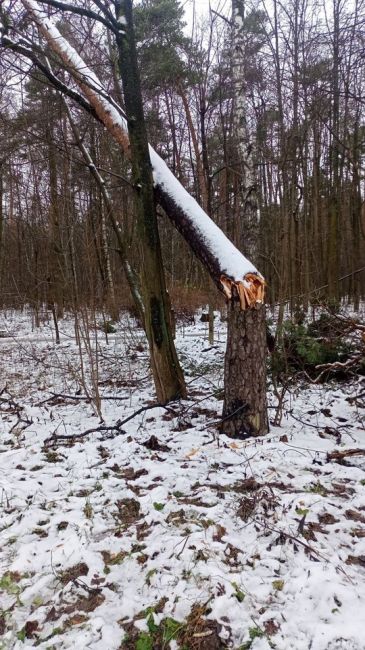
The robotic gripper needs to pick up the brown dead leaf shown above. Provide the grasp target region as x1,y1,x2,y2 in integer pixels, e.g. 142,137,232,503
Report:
345,509,365,524
318,513,339,525
115,498,141,526
143,435,170,452
345,555,365,568
213,525,226,542
59,562,89,585
24,620,39,639
65,614,88,627
263,619,280,636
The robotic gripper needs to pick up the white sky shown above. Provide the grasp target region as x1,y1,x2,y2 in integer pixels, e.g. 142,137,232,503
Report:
183,0,231,29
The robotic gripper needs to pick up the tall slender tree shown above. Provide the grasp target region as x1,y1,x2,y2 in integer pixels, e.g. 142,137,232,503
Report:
114,0,186,403
221,0,268,438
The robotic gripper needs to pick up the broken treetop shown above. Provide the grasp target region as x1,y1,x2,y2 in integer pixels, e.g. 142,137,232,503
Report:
23,0,265,308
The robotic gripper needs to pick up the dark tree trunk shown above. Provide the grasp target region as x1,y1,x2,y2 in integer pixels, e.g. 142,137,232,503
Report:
115,0,186,403
222,302,268,437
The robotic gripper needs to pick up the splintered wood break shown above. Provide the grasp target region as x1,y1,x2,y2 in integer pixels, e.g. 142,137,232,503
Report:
220,273,265,309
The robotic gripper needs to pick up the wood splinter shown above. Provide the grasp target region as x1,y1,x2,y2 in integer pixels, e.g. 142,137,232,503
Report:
220,273,266,309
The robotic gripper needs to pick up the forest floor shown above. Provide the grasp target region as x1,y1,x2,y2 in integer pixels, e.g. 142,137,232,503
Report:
0,309,364,650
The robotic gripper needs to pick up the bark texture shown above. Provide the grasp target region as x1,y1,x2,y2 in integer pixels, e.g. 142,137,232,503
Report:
232,0,258,260
116,0,186,403
221,1,268,438
222,302,268,438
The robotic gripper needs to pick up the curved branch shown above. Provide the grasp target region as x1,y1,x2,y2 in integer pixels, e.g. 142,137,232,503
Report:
34,0,118,35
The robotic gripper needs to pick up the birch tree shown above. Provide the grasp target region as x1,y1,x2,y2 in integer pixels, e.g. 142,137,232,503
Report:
221,0,268,437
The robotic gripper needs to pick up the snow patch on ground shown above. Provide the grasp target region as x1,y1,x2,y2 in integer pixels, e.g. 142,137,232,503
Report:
0,309,364,649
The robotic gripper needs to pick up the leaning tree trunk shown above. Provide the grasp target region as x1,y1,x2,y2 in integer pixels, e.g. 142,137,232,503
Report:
20,0,262,302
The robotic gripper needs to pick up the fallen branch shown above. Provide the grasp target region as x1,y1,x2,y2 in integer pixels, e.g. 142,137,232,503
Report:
327,448,365,464
0,391,25,415
347,390,365,405
36,392,129,406
254,517,325,559
316,352,364,372
289,412,323,429
44,402,177,445
9,414,33,434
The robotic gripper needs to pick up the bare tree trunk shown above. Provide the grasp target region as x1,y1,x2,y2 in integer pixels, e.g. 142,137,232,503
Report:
46,124,65,318
100,201,116,310
328,0,341,302
231,0,258,261
0,161,3,303
61,95,144,321
223,302,268,437
115,0,186,402
222,0,268,437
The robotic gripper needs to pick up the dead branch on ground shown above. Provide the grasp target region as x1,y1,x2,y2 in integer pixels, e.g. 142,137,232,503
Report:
44,402,178,446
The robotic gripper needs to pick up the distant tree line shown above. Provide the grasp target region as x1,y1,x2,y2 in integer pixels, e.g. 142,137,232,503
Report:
0,0,364,318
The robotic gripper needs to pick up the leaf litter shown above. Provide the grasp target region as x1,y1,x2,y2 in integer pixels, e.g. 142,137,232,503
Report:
0,309,364,649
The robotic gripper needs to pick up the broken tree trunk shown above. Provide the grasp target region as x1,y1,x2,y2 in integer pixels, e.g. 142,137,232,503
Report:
21,0,264,307
222,301,268,437
18,0,268,436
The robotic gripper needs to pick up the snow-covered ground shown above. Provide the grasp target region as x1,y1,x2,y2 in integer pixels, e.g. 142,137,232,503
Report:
0,309,364,650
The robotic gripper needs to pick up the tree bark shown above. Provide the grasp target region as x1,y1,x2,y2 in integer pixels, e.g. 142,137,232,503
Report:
0,161,3,302
231,0,258,261
222,302,268,437
223,1,268,437
115,0,186,402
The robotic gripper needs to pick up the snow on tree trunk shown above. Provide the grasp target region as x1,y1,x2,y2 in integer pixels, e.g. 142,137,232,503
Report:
21,0,265,309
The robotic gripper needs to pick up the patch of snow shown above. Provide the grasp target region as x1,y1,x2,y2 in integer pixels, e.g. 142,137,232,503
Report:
0,309,364,649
